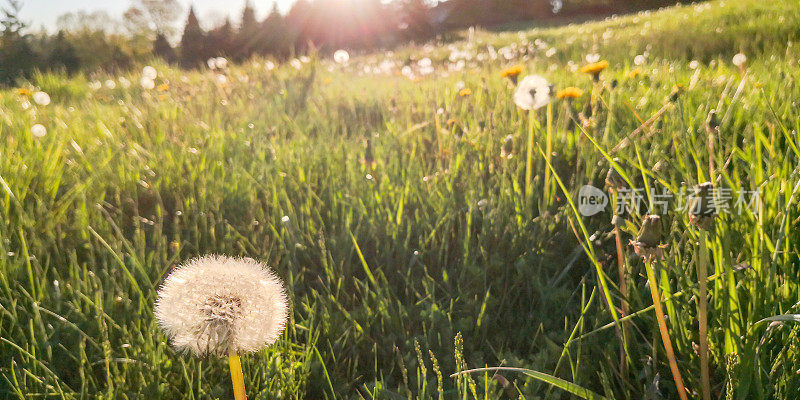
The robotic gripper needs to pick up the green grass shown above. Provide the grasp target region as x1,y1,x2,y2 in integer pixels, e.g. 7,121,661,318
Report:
2,0,800,398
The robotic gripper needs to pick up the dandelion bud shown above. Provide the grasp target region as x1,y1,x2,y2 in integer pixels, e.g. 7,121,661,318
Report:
706,109,719,130
605,159,626,191
688,182,716,230
668,85,684,102
630,215,666,261
500,134,514,158
360,138,376,168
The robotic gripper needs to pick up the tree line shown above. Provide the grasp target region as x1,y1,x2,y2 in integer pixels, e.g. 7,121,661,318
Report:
0,0,681,85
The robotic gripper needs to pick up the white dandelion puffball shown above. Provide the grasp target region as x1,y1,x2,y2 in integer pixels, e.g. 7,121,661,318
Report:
732,53,746,67
634,54,646,66
513,75,553,110
31,124,47,138
142,65,158,80
140,77,155,90
207,58,217,69
155,255,288,357
215,57,228,69
32,91,51,106
333,49,350,64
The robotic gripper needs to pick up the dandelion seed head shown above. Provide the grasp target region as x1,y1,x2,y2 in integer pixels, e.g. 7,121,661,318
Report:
31,124,47,138
333,49,350,64
513,74,552,110
732,52,746,67
142,66,158,80
155,255,288,357
33,91,50,106
140,77,155,90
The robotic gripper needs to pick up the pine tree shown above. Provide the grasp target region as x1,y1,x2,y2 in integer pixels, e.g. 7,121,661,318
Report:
259,3,287,57
179,7,206,67
235,1,259,59
400,0,434,41
153,32,176,63
47,31,80,74
0,0,37,84
208,18,234,57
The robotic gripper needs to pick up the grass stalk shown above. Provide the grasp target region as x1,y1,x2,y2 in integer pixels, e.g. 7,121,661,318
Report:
613,225,629,376
644,259,688,400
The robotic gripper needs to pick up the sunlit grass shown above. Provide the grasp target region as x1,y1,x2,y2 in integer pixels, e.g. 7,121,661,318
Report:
1,0,800,398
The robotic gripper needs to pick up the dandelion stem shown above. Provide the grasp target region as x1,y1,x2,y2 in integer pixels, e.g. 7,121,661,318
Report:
697,230,712,400
644,260,689,400
544,102,553,206
524,109,537,205
229,353,247,400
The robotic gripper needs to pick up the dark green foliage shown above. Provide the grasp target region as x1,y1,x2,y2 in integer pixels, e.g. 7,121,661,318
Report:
153,32,176,63
179,7,206,68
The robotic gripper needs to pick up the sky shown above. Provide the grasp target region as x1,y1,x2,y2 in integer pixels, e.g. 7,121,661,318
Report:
18,0,296,32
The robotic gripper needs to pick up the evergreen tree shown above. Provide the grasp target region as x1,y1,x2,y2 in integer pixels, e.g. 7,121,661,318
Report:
400,0,434,41
285,0,314,53
179,7,206,67
0,0,37,84
207,18,234,57
153,32,176,63
259,3,288,57
235,2,259,59
47,30,80,74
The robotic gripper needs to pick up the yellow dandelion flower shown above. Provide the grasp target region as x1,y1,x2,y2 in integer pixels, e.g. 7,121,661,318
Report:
458,88,472,97
501,65,523,78
16,87,31,96
628,68,642,79
580,60,609,75
581,60,609,81
556,87,583,99
157,83,170,92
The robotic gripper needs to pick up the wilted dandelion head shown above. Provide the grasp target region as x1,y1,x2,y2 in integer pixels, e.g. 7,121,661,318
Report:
630,215,666,261
155,255,288,357
513,74,552,110
688,182,716,230
500,134,514,158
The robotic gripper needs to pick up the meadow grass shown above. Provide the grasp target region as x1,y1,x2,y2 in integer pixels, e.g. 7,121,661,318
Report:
1,0,800,398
